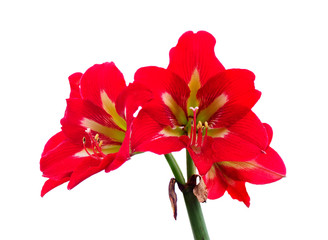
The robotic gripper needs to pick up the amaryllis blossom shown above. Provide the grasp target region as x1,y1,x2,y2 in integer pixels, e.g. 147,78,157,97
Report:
40,62,150,196
202,112,285,206
130,31,285,205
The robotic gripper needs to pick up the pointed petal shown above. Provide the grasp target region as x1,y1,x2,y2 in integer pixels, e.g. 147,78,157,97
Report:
134,66,189,125
219,147,286,185
41,177,70,197
68,72,82,98
168,31,225,85
202,164,227,199
197,69,261,127
40,137,86,179
68,154,115,189
211,111,269,163
80,62,126,108
131,110,185,154
41,132,66,156
225,178,250,207
61,98,125,145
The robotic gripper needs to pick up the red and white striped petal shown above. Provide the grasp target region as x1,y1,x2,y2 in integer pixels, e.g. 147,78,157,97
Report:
210,111,269,162
80,62,126,108
79,62,127,130
131,110,185,154
61,98,125,145
134,66,190,125
196,69,261,128
168,31,225,86
219,147,286,185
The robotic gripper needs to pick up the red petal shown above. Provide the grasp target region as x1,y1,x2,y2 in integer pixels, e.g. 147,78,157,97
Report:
68,154,115,189
203,164,251,207
225,178,250,207
80,62,126,111
61,98,124,145
203,165,227,199
105,127,132,172
41,132,67,157
68,72,82,99
134,66,189,123
168,31,225,85
197,69,261,128
219,146,285,185
211,111,269,162
40,138,86,179
131,111,185,154
41,177,70,197
185,136,217,175
263,123,273,145
115,82,153,125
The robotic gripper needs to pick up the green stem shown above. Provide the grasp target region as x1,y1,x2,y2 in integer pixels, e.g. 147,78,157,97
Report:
182,186,210,240
185,149,210,240
186,150,196,180
164,153,186,185
165,152,210,239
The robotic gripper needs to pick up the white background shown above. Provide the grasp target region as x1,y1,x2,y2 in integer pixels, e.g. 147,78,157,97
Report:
1,0,327,239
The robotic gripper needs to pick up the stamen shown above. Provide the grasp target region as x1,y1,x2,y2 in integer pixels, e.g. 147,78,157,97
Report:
95,134,99,141
197,126,203,147
189,120,194,145
82,128,107,159
82,136,95,158
190,107,198,146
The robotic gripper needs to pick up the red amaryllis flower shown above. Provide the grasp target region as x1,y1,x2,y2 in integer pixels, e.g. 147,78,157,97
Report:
202,112,286,207
132,31,259,173
40,62,150,196
130,31,285,204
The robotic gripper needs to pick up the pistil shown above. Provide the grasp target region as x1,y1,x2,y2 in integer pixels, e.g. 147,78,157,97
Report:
188,107,209,148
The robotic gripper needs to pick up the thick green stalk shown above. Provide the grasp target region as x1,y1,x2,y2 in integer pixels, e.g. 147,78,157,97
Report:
183,186,210,240
185,149,210,240
186,150,196,180
164,153,186,185
165,152,210,240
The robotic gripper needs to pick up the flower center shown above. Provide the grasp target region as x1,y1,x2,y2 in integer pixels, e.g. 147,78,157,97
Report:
82,128,107,160
188,107,208,148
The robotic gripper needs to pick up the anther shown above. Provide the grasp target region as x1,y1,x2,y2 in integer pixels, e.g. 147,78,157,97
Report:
204,121,208,129
95,134,99,141
197,121,203,129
